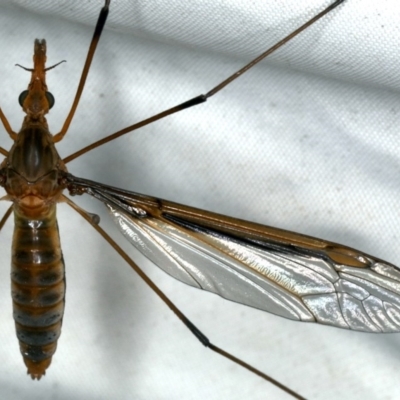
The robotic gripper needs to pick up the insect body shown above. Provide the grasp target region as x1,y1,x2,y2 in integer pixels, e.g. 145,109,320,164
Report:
1,39,67,378
1,1,399,398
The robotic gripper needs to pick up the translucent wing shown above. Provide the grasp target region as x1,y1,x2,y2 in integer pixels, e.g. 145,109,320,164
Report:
65,174,400,333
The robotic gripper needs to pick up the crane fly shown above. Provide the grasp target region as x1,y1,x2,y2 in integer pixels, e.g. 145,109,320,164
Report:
0,0,398,398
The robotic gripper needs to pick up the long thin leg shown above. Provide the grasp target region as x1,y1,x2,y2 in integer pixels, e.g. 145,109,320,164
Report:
0,108,17,141
0,205,13,231
63,0,345,164
64,195,306,400
53,0,110,143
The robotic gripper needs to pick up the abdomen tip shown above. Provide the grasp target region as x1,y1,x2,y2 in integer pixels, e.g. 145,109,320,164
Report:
24,357,52,380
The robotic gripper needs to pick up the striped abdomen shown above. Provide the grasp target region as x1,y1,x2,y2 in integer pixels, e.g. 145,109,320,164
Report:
11,205,65,379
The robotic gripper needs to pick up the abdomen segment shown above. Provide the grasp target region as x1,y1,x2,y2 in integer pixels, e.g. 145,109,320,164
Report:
11,205,65,379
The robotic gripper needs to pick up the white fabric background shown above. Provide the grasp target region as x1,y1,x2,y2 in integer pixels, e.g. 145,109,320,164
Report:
0,0,398,399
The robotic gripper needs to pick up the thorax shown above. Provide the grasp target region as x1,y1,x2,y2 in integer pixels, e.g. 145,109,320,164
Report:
1,120,66,217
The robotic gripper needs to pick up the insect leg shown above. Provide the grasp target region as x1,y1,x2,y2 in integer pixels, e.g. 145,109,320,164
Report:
63,0,345,164
0,205,13,231
0,108,17,141
53,0,111,143
64,195,305,400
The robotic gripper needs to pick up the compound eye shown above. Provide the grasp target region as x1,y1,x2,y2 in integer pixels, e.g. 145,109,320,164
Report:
45,91,55,109
18,90,28,107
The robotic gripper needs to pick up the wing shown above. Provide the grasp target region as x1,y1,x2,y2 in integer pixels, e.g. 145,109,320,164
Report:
65,174,400,333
